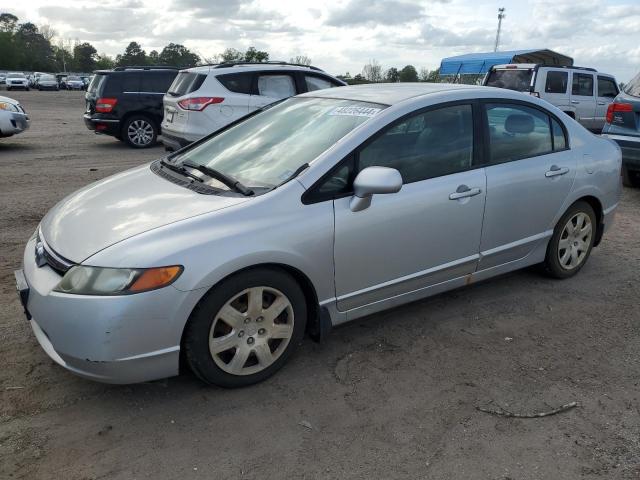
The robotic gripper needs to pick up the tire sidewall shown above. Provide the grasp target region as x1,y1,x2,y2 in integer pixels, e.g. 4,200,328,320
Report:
545,201,597,279
184,268,307,388
122,115,157,149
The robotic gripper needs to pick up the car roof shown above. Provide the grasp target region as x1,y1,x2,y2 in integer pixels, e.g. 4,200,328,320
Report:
183,64,330,75
298,82,490,106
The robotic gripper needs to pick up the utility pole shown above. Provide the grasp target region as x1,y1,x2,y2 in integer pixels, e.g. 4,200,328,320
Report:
494,7,505,52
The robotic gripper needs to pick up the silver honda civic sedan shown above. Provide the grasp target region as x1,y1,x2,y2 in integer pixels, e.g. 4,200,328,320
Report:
15,83,621,387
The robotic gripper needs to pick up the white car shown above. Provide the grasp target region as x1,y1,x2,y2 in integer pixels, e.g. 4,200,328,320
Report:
0,95,30,137
161,62,346,151
6,73,29,91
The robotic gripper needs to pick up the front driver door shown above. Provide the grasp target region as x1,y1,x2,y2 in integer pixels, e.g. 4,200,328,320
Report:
331,103,487,312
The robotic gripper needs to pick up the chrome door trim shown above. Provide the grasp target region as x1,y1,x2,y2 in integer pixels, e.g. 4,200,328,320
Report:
336,254,479,311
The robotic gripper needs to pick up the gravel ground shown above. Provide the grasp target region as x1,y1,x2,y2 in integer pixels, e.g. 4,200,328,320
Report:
0,90,639,480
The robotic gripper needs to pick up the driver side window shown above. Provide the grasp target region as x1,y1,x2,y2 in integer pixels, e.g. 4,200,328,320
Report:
358,104,474,184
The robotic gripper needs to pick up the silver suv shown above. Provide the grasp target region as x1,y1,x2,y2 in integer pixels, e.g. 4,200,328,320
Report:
484,64,619,132
161,62,346,151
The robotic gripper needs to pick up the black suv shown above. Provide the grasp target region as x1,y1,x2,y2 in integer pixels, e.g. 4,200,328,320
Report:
84,66,179,148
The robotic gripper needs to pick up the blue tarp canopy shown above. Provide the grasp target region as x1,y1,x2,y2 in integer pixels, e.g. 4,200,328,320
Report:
439,49,574,75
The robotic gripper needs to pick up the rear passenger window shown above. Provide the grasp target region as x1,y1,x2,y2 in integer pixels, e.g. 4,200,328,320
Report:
551,118,567,150
305,75,334,91
257,75,296,99
122,73,140,93
145,72,177,93
544,71,568,93
597,77,618,98
572,73,594,96
217,73,253,94
485,103,553,163
358,104,473,184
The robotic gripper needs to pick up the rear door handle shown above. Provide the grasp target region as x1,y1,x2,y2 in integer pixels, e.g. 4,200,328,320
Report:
449,185,482,200
545,165,569,178
571,100,580,104
597,101,606,105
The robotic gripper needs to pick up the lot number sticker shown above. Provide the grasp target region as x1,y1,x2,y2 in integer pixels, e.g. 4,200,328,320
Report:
329,105,382,118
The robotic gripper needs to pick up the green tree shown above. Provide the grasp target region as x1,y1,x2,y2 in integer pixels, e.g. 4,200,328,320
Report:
398,65,418,82
426,68,441,83
15,22,54,71
159,43,199,67
116,41,147,67
219,48,243,63
148,49,159,64
290,55,311,66
386,67,400,82
244,46,268,62
0,13,18,33
73,42,97,72
95,53,115,70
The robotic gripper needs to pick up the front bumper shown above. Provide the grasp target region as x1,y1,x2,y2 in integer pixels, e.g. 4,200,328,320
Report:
0,112,30,136
19,236,202,384
602,134,640,169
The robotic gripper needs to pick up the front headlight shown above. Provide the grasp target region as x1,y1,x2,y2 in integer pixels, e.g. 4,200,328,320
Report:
53,265,183,295
0,102,19,112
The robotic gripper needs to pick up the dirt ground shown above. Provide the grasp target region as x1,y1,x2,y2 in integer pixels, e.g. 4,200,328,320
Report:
0,90,638,479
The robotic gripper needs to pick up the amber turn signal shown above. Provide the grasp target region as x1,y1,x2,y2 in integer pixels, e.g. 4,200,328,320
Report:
129,266,183,292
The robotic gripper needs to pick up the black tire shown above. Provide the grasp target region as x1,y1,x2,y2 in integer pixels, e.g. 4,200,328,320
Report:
183,267,307,388
122,115,157,148
543,201,597,279
6,87,10,91
622,165,639,188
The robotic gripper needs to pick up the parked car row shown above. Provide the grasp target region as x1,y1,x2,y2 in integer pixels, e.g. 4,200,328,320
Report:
0,72,92,90
83,62,346,149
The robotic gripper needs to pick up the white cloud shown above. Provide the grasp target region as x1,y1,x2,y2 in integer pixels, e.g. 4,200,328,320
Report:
0,0,636,81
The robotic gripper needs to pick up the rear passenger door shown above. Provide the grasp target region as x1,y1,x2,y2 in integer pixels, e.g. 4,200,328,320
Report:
249,72,297,110
570,72,597,129
595,76,619,129
478,102,577,270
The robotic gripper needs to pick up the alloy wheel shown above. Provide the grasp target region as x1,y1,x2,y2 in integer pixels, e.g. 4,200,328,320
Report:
557,212,592,270
127,119,154,146
208,286,294,376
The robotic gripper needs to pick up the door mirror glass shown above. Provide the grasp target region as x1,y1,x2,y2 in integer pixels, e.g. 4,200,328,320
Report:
350,166,402,212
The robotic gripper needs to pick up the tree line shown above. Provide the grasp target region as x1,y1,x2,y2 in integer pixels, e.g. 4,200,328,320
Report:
338,60,442,85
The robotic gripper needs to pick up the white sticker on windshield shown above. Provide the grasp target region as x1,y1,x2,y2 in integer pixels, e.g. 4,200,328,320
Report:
328,105,382,118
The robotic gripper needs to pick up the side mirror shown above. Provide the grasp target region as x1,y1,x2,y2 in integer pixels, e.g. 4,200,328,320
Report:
350,166,402,212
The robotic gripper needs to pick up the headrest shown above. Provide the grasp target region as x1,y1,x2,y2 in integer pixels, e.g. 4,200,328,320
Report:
505,114,534,134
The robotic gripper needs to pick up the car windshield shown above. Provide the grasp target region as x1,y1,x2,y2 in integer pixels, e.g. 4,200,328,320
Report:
486,69,533,91
625,72,640,97
41,75,55,81
172,97,386,189
68,76,80,81
8,73,25,79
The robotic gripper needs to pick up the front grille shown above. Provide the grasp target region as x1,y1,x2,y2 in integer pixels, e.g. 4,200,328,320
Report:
35,230,75,275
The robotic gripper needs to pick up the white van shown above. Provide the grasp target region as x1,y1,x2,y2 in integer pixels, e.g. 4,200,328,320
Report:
484,64,619,132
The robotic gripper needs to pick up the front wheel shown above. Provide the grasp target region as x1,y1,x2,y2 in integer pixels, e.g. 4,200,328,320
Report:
183,268,307,388
543,201,596,279
122,115,157,148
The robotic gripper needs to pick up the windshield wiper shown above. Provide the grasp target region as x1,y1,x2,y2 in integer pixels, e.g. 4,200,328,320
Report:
182,160,254,196
160,158,203,183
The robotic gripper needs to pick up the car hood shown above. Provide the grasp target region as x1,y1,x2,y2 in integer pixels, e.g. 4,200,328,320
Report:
0,95,19,105
40,163,250,262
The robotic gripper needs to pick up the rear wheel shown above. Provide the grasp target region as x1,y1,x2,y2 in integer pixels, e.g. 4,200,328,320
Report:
184,268,307,388
122,115,157,148
543,201,596,279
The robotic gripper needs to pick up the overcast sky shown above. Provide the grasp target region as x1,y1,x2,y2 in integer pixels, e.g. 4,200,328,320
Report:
2,0,639,81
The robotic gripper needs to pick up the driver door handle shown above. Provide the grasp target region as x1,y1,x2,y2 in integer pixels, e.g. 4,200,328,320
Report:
545,165,569,177
449,186,482,200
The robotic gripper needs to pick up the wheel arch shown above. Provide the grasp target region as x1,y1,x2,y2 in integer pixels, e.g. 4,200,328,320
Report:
178,262,323,373
571,195,604,246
